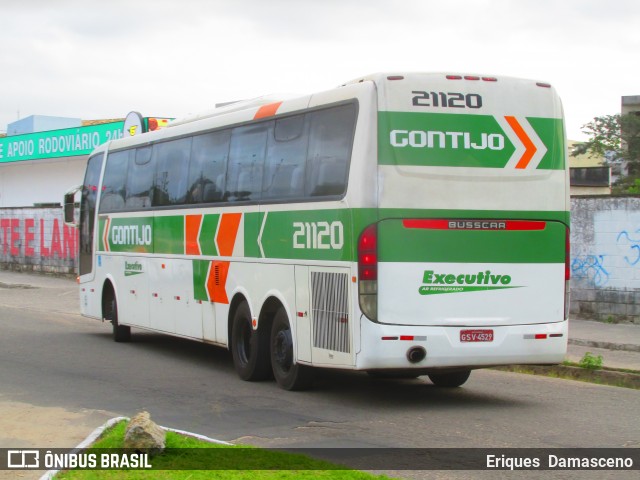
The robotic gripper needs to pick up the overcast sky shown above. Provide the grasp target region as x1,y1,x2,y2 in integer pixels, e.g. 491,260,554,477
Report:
1,0,638,140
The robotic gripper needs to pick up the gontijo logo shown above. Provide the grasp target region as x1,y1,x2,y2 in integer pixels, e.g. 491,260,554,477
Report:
379,112,552,170
391,130,505,151
111,224,152,246
419,269,522,295
101,217,154,253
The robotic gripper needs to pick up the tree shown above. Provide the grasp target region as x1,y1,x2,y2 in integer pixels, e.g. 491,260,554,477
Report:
572,114,621,157
572,113,640,192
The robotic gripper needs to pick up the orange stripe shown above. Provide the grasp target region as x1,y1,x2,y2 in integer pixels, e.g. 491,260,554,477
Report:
505,116,537,169
254,101,282,119
216,213,242,257
103,218,110,252
185,214,203,255
207,261,230,304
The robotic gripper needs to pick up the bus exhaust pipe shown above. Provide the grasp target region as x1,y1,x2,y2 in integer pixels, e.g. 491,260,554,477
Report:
407,346,426,364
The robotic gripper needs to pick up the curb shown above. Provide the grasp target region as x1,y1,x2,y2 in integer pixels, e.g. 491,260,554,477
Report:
39,417,232,479
0,281,37,289
569,338,640,353
495,365,640,389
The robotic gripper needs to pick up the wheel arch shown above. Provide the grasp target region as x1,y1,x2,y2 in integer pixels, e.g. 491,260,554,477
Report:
258,295,287,348
227,292,249,349
101,275,118,320
227,290,294,350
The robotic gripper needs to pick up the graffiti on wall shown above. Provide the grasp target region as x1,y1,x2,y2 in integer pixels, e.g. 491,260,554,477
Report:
0,211,78,268
572,208,640,289
616,229,640,267
571,254,609,287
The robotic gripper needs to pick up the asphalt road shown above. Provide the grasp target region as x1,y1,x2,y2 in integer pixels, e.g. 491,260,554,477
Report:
1,276,639,479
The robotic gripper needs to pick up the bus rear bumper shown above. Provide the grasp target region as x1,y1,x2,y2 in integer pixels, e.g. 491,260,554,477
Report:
356,318,568,371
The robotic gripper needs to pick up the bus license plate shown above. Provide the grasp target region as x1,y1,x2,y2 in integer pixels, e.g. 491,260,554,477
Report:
460,330,494,342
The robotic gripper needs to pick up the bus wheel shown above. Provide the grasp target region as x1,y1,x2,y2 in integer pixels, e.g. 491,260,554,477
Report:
428,370,471,388
105,294,130,343
270,308,313,391
231,302,271,381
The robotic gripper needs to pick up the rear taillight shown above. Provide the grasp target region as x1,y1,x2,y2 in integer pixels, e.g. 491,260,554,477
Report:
358,224,378,321
565,226,571,319
565,227,571,282
358,224,377,280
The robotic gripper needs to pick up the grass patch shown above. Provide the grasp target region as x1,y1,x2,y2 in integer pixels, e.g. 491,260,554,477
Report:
56,421,392,480
561,360,640,375
494,364,640,390
577,352,603,370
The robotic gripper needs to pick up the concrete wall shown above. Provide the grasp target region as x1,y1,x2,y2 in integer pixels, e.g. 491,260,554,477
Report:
570,196,640,324
0,156,87,208
0,207,77,275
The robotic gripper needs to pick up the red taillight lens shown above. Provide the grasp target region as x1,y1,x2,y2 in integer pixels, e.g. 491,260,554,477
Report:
566,227,571,281
565,226,571,319
358,224,378,281
358,224,378,321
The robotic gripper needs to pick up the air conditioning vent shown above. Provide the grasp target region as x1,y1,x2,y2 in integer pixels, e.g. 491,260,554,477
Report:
311,271,350,353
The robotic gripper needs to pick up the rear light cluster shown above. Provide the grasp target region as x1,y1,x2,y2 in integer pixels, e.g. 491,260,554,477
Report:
565,226,571,319
524,333,564,340
358,224,378,321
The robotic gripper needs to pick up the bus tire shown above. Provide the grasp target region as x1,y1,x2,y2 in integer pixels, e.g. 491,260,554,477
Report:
270,308,313,391
231,302,271,381
105,294,130,343
428,370,471,388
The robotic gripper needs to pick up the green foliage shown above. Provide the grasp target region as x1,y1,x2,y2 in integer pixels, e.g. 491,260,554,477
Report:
572,113,640,193
579,352,604,370
57,421,390,480
626,178,640,194
571,114,621,157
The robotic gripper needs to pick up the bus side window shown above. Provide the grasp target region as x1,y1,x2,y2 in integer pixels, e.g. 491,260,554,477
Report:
306,104,356,198
125,146,154,209
187,130,230,204
153,137,192,206
263,114,308,200
79,153,103,276
100,150,130,212
226,123,269,202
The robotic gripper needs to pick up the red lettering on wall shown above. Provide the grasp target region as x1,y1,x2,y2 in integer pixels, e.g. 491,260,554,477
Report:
0,218,9,255
40,219,50,258
1,212,76,268
50,219,62,257
24,218,35,257
63,224,77,260
10,219,20,256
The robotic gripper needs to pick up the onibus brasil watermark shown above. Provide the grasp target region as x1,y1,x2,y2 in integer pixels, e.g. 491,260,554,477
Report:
4,449,151,470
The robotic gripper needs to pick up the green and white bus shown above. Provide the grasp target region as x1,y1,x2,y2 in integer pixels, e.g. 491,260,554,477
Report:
66,72,570,390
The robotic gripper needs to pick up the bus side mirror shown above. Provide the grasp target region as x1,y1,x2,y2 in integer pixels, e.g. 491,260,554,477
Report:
64,185,82,226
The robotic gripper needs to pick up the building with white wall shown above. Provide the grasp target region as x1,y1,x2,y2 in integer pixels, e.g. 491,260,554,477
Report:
0,113,170,274
0,116,124,273
0,116,124,207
